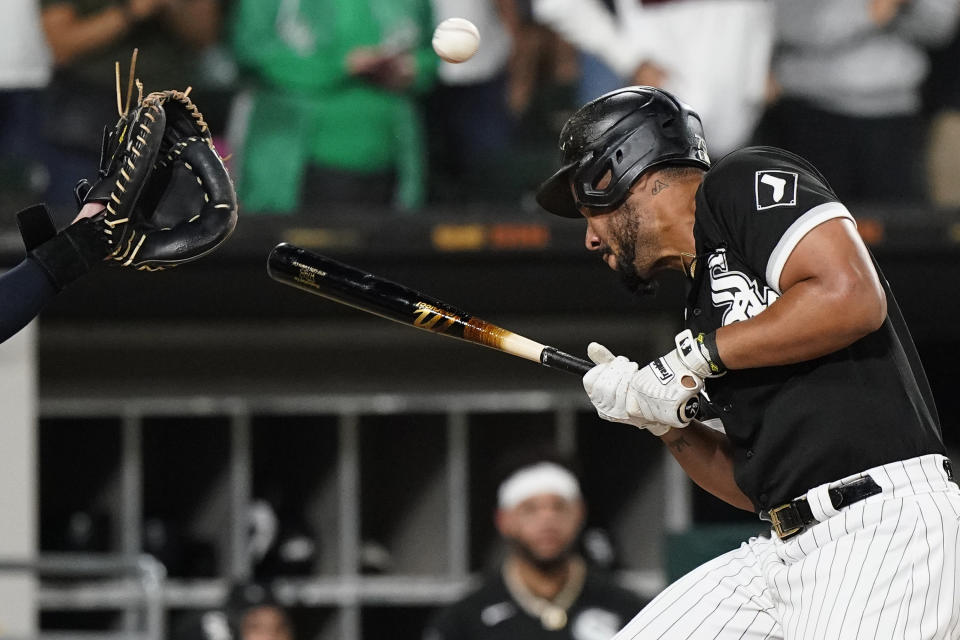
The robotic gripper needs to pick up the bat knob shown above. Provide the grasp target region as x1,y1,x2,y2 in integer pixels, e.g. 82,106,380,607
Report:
680,395,700,422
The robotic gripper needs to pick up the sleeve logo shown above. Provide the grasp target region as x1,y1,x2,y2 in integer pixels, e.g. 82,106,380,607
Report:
755,170,798,210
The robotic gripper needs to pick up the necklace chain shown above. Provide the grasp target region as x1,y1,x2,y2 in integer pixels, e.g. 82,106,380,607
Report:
502,555,586,630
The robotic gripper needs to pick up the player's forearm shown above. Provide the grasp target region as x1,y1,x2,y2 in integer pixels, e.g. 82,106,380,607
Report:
660,421,753,512
714,274,885,370
162,0,221,48
42,4,130,65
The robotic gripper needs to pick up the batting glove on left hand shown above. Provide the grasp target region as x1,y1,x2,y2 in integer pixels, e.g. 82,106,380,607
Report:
583,343,703,436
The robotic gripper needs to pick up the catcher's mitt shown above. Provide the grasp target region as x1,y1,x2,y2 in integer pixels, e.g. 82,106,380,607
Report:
79,63,238,271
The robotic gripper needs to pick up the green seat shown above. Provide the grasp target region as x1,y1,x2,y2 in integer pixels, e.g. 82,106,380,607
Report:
664,523,770,582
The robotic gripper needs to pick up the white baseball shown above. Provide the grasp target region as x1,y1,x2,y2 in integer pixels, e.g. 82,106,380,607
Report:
432,18,480,64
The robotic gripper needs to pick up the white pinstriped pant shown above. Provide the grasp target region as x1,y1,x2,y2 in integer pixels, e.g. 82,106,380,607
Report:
614,454,960,640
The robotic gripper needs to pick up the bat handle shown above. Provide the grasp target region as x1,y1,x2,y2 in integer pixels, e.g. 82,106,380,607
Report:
540,347,594,376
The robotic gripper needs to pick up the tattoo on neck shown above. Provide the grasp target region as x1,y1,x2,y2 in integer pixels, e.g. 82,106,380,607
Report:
652,179,669,195
668,435,691,453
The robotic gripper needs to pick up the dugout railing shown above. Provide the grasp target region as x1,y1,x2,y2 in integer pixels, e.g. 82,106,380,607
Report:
0,553,166,640
34,390,724,640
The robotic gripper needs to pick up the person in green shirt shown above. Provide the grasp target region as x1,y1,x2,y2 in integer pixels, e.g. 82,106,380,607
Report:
229,0,437,214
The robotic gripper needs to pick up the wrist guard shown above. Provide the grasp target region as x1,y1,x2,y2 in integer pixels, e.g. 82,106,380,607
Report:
20,205,110,290
675,329,727,378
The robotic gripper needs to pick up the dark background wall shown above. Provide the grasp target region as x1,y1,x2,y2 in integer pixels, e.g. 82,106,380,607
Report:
20,205,960,524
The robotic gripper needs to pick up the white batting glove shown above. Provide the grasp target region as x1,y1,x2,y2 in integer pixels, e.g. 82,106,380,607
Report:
582,344,647,430
583,343,703,436
674,329,726,378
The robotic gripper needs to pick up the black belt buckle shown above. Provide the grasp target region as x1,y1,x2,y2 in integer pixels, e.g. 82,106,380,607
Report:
767,503,804,540
761,474,882,540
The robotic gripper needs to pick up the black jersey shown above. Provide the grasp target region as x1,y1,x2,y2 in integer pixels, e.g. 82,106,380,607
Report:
685,146,945,511
423,570,644,640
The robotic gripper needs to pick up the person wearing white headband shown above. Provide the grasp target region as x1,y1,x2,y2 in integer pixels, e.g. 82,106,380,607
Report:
423,454,643,640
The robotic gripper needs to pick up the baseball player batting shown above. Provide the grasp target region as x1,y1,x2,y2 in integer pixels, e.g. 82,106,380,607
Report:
537,86,959,639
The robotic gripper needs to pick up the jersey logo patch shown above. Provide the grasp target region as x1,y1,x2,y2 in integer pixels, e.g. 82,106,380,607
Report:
480,602,516,626
695,135,710,165
755,170,798,210
572,608,623,640
708,250,779,324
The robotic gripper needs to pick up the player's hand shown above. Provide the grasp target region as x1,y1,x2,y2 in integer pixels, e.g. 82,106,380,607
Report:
72,202,105,223
582,343,703,436
346,47,415,91
869,0,907,27
674,329,726,379
632,61,668,88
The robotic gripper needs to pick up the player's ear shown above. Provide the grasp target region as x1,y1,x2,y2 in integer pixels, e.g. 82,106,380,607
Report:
594,168,613,191
494,508,513,537
573,499,587,530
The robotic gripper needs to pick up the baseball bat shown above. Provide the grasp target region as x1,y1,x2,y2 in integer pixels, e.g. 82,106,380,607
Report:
266,243,593,376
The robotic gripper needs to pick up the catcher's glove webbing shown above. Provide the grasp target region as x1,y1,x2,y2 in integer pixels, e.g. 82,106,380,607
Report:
79,54,238,271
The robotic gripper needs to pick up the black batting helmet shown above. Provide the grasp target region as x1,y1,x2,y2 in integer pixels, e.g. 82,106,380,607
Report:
536,86,711,218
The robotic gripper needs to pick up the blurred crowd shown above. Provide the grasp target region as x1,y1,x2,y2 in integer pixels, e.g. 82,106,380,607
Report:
1,0,958,223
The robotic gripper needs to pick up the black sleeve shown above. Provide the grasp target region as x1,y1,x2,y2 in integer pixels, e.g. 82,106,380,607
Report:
0,257,59,344
422,605,467,640
701,146,855,293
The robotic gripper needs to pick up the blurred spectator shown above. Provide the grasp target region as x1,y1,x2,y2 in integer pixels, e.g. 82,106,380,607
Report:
472,10,584,207
228,0,437,215
422,449,643,639
759,0,960,206
426,0,518,203
229,583,294,640
142,516,219,578
574,52,621,106
530,0,774,157
246,498,317,580
924,21,960,208
0,0,52,212
40,0,222,224
172,582,294,640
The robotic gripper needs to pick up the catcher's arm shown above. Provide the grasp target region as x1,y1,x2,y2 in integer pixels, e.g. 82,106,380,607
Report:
0,59,238,343
0,203,110,345
0,258,60,344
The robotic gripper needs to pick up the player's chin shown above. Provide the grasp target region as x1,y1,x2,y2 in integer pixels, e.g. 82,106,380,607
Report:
512,539,572,571
618,269,657,296
529,538,570,561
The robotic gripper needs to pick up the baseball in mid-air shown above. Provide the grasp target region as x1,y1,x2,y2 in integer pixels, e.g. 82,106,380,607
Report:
432,18,480,63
